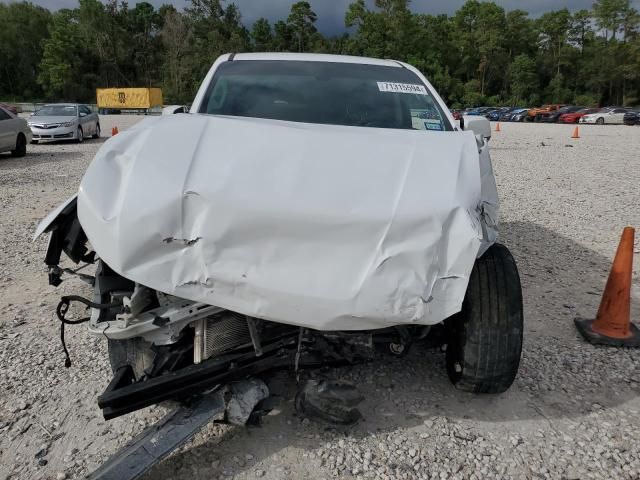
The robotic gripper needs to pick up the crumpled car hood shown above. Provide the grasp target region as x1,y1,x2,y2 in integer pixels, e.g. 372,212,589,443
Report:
78,114,498,330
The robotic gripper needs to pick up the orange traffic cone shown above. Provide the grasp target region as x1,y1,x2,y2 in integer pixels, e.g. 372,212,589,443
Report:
574,227,640,346
495,122,501,132
113,126,119,135
571,126,580,139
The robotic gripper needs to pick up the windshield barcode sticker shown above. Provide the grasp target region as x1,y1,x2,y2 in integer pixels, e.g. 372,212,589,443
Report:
377,82,428,95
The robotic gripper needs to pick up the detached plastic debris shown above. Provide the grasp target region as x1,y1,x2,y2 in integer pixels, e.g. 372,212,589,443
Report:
295,378,364,425
223,378,270,426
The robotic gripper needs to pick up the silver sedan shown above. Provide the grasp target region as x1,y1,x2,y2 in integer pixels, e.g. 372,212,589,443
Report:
28,104,100,143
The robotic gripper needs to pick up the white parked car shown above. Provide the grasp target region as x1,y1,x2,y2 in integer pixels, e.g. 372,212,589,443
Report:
34,53,523,421
580,107,629,124
0,105,32,157
28,103,100,143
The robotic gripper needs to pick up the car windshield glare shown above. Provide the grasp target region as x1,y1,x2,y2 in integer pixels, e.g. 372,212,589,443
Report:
199,60,452,131
34,105,77,116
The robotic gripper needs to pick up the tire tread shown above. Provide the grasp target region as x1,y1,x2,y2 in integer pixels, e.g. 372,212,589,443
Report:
446,243,523,393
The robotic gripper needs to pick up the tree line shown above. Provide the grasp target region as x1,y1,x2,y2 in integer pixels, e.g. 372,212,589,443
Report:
0,0,639,108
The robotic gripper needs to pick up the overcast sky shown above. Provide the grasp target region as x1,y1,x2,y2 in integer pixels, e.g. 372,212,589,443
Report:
4,0,640,34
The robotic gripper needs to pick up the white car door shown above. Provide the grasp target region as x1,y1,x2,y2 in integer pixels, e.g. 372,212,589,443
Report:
0,107,14,151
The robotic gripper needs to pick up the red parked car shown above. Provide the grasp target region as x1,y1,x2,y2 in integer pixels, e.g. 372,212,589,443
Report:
559,107,600,123
0,104,18,115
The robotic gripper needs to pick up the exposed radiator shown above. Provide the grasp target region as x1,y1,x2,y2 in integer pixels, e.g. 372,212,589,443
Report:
193,312,252,363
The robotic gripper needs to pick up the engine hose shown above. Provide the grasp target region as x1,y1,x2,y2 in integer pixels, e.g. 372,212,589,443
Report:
56,295,121,368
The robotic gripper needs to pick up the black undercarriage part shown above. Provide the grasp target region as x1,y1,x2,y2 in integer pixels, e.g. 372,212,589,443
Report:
98,331,350,420
87,323,424,479
88,378,269,480
97,323,426,420
295,378,364,425
88,391,226,480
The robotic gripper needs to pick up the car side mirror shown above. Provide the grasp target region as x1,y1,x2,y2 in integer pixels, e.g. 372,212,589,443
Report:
80,112,87,117
162,105,186,115
462,115,491,141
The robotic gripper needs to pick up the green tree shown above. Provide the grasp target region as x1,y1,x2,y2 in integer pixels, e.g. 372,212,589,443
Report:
128,2,163,87
39,9,97,100
160,9,194,103
345,0,415,61
462,79,484,106
593,0,629,40
287,1,317,52
186,0,249,92
509,54,538,104
251,18,273,51
454,1,508,96
0,2,51,100
272,20,292,51
504,10,537,59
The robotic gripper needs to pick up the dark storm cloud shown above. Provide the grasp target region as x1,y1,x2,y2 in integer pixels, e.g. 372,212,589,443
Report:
5,0,640,34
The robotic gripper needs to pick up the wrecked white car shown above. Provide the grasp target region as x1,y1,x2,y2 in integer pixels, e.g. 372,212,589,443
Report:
35,53,522,421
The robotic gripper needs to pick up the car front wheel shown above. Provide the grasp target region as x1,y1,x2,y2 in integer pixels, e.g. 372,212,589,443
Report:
596,117,605,125
11,133,27,157
93,123,100,139
76,126,84,143
445,243,523,394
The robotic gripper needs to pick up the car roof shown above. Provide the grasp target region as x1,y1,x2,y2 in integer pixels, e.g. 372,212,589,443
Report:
42,103,79,107
233,52,403,68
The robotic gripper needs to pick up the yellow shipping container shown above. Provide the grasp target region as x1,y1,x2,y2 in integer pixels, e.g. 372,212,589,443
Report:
96,88,163,109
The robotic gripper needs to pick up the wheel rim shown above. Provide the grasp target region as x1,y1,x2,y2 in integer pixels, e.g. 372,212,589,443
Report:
78,127,83,142
597,118,604,125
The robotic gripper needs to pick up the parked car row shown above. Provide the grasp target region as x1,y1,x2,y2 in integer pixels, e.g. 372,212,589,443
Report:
452,105,640,125
0,103,101,158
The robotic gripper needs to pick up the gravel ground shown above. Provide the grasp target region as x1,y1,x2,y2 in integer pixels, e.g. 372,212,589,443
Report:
0,117,639,480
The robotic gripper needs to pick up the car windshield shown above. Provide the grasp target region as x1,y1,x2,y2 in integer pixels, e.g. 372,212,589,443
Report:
34,105,77,116
199,60,452,131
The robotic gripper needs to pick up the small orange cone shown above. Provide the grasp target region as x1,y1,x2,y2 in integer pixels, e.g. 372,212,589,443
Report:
575,227,640,346
114,126,119,135
571,126,580,139
495,122,501,132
